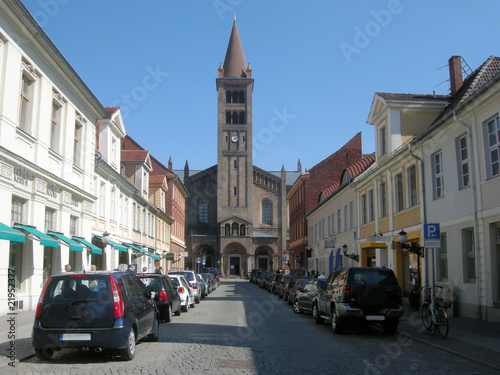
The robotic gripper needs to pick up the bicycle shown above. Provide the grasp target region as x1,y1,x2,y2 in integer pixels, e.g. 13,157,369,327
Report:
420,285,450,339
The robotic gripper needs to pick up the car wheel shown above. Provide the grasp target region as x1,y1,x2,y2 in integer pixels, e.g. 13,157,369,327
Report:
383,318,399,335
331,310,345,334
182,298,189,312
35,347,54,361
313,303,324,324
195,296,200,304
174,305,182,316
148,317,160,342
190,296,196,308
164,304,172,323
293,300,303,314
120,328,136,361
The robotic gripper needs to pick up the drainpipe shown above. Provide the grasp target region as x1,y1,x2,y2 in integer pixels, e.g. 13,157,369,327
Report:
408,143,429,295
453,110,481,319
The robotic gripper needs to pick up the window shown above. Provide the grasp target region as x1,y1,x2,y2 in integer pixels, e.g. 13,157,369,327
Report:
19,74,33,133
110,187,116,221
50,100,61,152
262,200,272,225
395,173,404,212
111,137,117,166
344,205,348,231
361,194,367,225
100,181,106,217
408,165,417,207
379,125,386,156
486,115,500,178
226,111,246,124
368,190,374,222
233,159,237,169
349,201,354,229
233,187,237,196
432,151,444,199
73,121,83,167
379,181,387,218
198,200,208,224
494,223,500,302
437,233,448,282
11,197,25,223
232,222,239,236
70,216,78,237
44,208,56,231
455,135,470,188
240,224,246,236
337,209,341,234
463,228,475,283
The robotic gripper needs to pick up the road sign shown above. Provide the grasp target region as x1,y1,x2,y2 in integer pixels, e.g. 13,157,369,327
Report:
196,257,201,263
424,239,441,248
282,256,287,262
424,223,440,240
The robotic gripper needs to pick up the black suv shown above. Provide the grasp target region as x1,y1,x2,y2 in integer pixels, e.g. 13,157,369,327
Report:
32,271,159,361
312,267,404,335
137,273,182,322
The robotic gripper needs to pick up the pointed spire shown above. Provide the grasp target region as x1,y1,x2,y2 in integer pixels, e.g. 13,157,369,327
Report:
297,158,302,172
222,19,247,78
168,156,173,170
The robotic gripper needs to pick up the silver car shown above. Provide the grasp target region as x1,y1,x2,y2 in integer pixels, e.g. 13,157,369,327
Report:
168,271,201,304
168,275,195,312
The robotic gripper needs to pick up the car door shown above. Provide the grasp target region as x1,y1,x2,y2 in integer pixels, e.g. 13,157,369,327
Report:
318,270,341,313
122,274,154,339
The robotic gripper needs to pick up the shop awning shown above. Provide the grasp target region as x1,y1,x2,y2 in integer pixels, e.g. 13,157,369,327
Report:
0,222,25,243
47,231,84,252
123,242,150,255
94,235,128,252
151,255,160,260
14,223,59,247
72,236,102,255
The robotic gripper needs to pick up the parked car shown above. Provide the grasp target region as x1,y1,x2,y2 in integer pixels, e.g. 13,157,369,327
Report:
277,274,290,298
137,273,181,322
292,279,326,314
168,274,195,312
202,267,220,287
196,273,208,298
287,278,311,305
201,273,215,293
32,271,159,361
313,267,404,335
260,273,274,290
168,271,201,303
249,268,263,283
270,274,284,294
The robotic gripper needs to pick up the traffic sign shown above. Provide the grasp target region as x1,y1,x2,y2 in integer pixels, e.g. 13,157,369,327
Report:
424,239,441,248
196,257,201,263
424,223,440,240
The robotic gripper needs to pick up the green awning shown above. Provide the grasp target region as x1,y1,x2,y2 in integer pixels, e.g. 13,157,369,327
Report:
151,255,160,260
73,236,102,255
14,223,59,247
123,243,150,255
47,231,84,252
0,222,25,243
94,235,128,252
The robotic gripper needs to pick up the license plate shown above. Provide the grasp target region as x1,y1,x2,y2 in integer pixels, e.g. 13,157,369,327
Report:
59,333,91,341
365,315,385,321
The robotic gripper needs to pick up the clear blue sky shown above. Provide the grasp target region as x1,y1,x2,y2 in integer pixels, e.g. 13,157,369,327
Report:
22,0,500,173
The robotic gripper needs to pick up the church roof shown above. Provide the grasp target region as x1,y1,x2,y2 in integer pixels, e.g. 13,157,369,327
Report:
222,20,247,78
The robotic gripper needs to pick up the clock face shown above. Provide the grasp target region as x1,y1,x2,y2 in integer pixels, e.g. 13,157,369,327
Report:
231,135,238,143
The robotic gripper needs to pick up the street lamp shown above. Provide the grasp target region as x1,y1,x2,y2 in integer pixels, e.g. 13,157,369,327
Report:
102,231,111,246
398,230,424,257
342,244,359,262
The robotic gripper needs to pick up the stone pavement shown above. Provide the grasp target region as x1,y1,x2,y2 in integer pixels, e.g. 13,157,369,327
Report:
1,288,500,371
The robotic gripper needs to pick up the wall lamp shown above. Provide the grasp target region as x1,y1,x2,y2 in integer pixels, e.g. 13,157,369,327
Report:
102,231,111,246
342,244,359,262
398,230,424,257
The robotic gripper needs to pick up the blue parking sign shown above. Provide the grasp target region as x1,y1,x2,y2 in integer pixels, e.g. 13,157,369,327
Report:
424,223,440,240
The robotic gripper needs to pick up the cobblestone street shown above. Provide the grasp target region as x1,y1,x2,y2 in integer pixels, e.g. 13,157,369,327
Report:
4,280,498,375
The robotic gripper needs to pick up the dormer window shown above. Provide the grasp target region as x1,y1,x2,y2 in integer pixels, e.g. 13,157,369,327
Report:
379,125,386,156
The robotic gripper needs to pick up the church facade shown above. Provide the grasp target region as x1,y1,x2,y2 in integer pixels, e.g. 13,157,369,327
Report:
178,21,298,276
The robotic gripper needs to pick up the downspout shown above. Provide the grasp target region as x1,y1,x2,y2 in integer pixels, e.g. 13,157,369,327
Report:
454,110,481,319
408,142,429,292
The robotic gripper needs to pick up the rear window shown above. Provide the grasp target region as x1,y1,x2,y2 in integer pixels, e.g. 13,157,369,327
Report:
350,269,398,286
44,275,111,303
169,276,180,289
170,272,194,282
138,276,162,292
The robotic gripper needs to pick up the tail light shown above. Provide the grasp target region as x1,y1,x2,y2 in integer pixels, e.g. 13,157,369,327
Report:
36,276,52,318
178,287,185,294
394,285,402,297
342,284,354,302
158,291,168,301
193,283,198,290
110,275,124,318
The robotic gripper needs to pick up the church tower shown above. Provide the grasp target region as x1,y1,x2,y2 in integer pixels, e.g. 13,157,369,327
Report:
216,19,254,227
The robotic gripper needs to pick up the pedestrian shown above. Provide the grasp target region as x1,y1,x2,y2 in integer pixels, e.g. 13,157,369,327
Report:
127,264,135,273
310,270,315,279
155,265,163,274
64,264,71,272
142,266,147,272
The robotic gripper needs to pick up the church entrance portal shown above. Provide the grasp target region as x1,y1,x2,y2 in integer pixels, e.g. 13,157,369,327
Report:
229,255,240,275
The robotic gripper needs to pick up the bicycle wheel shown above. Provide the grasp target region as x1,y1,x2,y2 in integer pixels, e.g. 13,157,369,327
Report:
436,309,449,339
421,303,433,331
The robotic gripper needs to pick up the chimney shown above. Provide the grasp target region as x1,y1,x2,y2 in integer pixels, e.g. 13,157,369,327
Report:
449,56,463,95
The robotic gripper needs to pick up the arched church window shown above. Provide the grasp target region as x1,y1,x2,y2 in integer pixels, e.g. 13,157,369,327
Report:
240,224,246,236
198,200,208,224
226,111,232,124
232,91,239,103
225,224,230,236
232,222,239,236
238,91,245,103
226,91,232,103
262,200,272,225
239,111,245,124
232,111,238,124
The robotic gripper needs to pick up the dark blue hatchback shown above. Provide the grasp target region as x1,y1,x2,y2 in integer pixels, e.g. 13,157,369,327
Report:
32,271,159,361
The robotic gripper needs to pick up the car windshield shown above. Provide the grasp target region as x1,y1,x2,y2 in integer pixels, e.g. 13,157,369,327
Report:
170,272,194,282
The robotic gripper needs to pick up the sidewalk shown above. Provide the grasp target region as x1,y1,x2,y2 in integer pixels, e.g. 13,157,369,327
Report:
398,300,500,371
1,300,500,370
